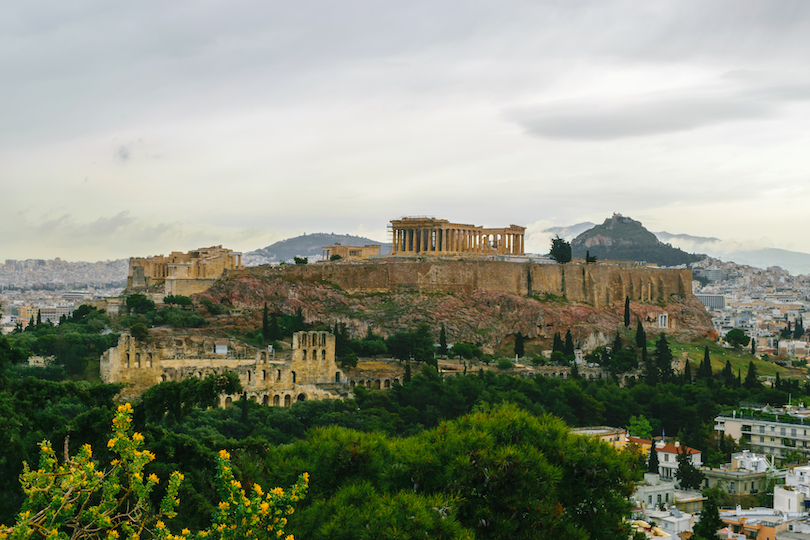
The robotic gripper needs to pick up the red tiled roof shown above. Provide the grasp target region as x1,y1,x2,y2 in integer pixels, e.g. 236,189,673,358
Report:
656,443,700,455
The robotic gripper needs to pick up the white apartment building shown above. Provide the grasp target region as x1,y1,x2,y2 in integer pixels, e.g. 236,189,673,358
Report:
715,412,810,461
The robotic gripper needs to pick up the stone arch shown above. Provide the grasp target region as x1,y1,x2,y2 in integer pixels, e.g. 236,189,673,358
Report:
262,370,267,381
321,350,326,361
247,370,252,382
284,395,291,407
225,397,232,407
335,372,341,383
384,379,391,389
302,349,307,361
135,353,140,368
312,349,317,361
262,395,269,406
297,393,307,402
125,353,130,369
301,334,308,347
373,380,381,389
291,371,297,384
273,395,280,406
249,395,257,402
350,381,356,388
147,353,152,368
321,334,326,346
160,374,167,383
393,378,400,385
277,369,282,381
198,371,203,379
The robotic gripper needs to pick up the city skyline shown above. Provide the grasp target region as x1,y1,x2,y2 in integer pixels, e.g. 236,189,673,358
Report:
2,1,810,261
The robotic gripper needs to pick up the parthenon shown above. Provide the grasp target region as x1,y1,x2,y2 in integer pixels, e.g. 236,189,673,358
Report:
390,217,525,256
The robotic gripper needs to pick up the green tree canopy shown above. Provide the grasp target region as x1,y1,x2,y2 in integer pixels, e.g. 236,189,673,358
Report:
549,236,572,263
724,328,750,349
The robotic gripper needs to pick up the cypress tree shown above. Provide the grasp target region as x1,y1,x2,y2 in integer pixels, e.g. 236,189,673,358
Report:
795,320,805,339
647,446,660,474
36,310,42,326
776,371,782,390
635,319,646,349
261,303,270,342
552,332,564,354
612,333,623,354
736,369,741,388
404,361,412,384
564,330,575,359
698,346,712,379
269,313,281,341
514,332,525,358
683,361,692,384
644,347,657,386
693,494,722,540
721,361,733,386
624,296,630,327
654,334,673,383
751,338,756,356
745,361,760,389
439,324,448,356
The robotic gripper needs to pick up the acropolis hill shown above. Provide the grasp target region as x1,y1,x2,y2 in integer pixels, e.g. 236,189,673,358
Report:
204,258,715,353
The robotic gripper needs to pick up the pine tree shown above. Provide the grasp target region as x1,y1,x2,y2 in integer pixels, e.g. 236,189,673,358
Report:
635,319,646,348
439,324,448,356
693,494,723,540
654,334,673,383
514,332,525,358
745,361,760,389
624,296,630,327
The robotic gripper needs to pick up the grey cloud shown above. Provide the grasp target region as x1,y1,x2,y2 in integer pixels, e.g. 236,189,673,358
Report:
115,146,130,161
509,94,776,140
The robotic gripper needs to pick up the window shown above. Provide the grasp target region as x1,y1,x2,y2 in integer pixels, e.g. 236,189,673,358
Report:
760,437,765,442
760,426,765,433
781,427,786,436
664,454,669,462
792,428,797,437
771,438,775,442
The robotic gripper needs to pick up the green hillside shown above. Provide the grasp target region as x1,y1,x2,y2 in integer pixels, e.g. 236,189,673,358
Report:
571,214,701,266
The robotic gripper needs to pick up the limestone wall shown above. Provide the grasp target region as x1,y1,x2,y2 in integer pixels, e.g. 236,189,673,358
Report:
100,331,346,404
237,260,691,307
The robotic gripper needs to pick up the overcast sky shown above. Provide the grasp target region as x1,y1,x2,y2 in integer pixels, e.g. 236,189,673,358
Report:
3,1,810,261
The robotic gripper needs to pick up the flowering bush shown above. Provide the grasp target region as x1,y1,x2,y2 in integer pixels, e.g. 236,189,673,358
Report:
0,404,307,540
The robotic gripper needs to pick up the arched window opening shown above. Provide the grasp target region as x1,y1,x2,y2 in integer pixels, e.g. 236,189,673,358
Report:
335,372,341,383
273,395,280,406
284,395,291,407
297,393,307,402
291,371,297,384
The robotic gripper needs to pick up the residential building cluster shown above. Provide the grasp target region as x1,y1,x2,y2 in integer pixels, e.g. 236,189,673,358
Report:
693,258,810,358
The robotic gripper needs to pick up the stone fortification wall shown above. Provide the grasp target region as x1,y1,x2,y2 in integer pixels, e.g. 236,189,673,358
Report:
234,260,690,308
100,331,346,404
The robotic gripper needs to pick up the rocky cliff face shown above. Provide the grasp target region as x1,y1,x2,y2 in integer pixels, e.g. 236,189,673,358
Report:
200,261,716,353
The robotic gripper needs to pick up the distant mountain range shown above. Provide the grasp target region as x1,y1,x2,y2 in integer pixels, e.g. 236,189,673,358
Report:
545,220,810,275
244,233,392,265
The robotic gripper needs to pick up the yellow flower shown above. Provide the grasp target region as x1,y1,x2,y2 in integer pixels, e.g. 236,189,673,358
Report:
260,502,269,514
107,438,117,448
302,472,309,483
82,444,93,457
231,480,241,489
156,521,165,530
219,502,230,511
95,471,104,478
254,484,263,496
107,531,119,540
219,449,230,460
270,487,284,497
111,459,120,466
133,432,144,442
118,403,133,413
148,473,159,484
286,536,294,540
287,508,294,515
181,529,190,536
